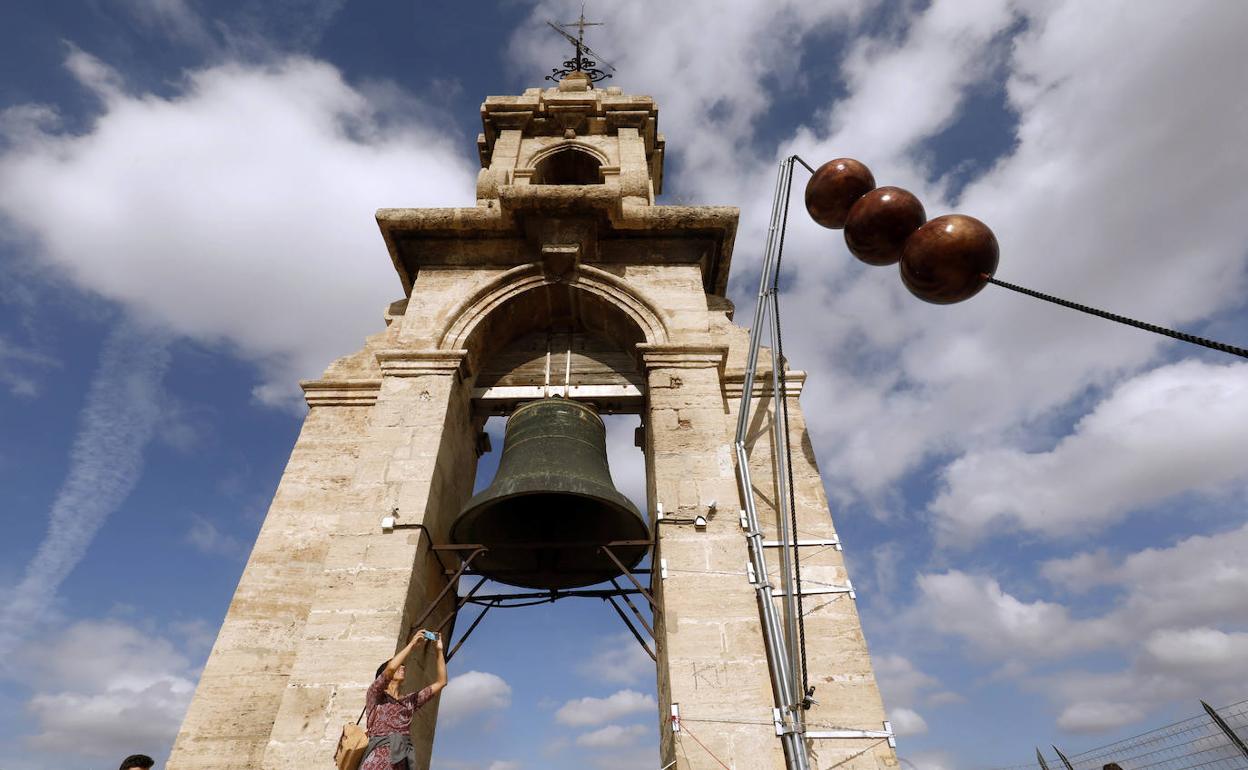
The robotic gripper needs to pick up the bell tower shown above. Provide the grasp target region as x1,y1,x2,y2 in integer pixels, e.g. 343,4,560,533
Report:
167,72,898,770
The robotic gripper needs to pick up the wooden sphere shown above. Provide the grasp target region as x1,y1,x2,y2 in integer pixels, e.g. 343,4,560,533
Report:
804,158,875,229
900,214,998,304
844,186,926,266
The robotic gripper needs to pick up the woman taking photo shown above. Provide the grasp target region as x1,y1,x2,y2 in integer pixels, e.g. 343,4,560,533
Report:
360,628,448,770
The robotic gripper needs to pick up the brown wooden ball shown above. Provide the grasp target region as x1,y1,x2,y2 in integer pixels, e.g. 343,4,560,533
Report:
804,158,875,229
899,214,999,304
844,186,926,266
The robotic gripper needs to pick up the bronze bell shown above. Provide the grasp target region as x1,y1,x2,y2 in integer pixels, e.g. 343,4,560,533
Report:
451,398,650,589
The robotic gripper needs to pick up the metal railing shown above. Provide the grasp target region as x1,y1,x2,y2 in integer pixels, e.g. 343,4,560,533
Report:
987,699,1248,770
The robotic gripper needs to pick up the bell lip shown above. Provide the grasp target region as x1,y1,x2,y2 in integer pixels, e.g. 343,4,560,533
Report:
451,487,651,545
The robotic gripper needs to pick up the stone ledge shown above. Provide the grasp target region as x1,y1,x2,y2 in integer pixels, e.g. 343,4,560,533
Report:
723,369,806,397
300,379,382,407
374,349,469,378
638,343,728,372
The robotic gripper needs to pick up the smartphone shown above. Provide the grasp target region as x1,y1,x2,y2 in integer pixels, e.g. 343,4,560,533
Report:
422,631,439,641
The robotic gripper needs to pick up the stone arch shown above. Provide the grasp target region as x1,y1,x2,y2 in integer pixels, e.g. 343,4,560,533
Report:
527,142,608,185
440,264,669,377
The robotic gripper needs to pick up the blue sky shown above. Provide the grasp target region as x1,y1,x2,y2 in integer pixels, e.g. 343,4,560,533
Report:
2,1,1247,769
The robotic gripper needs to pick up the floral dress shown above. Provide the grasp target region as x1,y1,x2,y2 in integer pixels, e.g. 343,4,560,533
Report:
361,674,435,770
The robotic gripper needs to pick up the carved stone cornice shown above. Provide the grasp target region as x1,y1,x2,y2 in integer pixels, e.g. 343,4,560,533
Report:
722,369,806,398
637,343,728,372
374,349,469,378
300,379,382,407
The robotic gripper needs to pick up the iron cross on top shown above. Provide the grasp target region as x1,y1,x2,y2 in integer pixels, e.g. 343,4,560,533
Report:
545,6,615,83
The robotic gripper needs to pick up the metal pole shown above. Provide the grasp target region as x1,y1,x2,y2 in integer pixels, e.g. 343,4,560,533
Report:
733,158,810,770
1052,745,1074,770
1034,748,1050,770
768,283,802,708
1202,700,1248,760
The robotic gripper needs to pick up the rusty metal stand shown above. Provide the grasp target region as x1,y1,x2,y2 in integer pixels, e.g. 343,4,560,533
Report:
401,539,658,664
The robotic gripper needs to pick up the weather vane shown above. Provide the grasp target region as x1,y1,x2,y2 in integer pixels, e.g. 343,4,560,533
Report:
545,5,615,84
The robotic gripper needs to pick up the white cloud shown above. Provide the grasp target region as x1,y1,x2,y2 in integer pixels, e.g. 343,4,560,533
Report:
184,514,246,558
901,750,957,770
889,707,928,737
873,654,959,712
487,762,520,770
1049,628,1248,733
116,0,216,49
1054,700,1148,734
912,522,1248,732
437,671,512,728
510,0,873,193
575,723,648,749
555,690,656,727
0,319,169,660
911,570,1107,660
575,634,654,686
15,619,196,763
931,361,1248,543
1045,522,1248,635
0,50,474,407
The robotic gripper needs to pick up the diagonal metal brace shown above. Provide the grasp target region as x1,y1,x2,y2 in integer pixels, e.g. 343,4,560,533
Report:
599,543,658,612
408,546,486,637
446,601,492,662
603,595,656,662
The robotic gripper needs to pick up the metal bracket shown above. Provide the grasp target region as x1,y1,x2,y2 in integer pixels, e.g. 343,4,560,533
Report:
773,580,855,600
762,537,842,552
805,721,896,749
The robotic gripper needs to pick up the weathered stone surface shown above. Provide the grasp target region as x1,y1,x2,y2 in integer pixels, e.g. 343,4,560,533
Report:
169,77,894,770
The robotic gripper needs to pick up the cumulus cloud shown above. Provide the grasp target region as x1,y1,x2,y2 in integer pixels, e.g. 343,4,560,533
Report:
0,49,475,407
874,653,959,719
437,671,512,728
1051,628,1248,733
575,723,649,749
912,522,1248,731
931,361,1248,543
554,690,656,727
15,619,196,764
184,514,247,558
510,0,872,193
575,634,654,686
889,707,928,737
912,571,1108,660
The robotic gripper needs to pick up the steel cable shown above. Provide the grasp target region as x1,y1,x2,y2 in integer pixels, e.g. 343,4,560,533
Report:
986,276,1248,359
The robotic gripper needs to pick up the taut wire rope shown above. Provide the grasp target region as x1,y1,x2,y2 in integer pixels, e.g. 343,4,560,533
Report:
984,275,1248,359
772,155,811,704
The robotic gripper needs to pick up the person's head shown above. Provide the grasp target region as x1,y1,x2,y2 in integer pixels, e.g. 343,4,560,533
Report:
120,755,154,770
376,661,405,685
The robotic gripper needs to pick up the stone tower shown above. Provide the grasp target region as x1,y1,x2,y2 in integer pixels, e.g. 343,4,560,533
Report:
167,73,897,770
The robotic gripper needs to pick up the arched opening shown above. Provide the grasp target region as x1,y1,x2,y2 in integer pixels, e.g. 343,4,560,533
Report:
430,281,659,766
531,147,603,185
457,280,652,408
